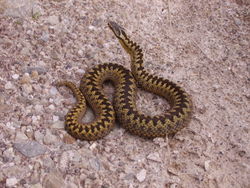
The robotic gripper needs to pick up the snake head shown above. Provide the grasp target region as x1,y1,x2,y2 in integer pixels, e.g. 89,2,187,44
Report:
108,21,127,39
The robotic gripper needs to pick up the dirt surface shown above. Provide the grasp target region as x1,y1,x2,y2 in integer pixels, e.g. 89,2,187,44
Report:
0,0,249,187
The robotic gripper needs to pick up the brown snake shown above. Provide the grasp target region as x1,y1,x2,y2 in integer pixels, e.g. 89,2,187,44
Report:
57,21,192,140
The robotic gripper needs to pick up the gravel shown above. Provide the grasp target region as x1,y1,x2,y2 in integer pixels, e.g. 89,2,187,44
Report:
0,0,249,187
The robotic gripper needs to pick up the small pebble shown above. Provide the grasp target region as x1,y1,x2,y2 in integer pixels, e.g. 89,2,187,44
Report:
66,182,78,188
77,49,83,56
53,115,59,122
21,47,30,55
31,4,40,17
123,173,134,180
31,70,39,79
50,87,58,95
5,82,14,90
6,177,18,187
212,83,220,89
70,150,82,162
3,147,15,161
170,183,178,188
0,104,12,113
43,130,58,145
43,172,66,188
51,121,64,129
14,141,47,157
147,152,162,162
59,151,70,171
48,104,55,110
167,167,179,176
63,134,75,144
34,130,44,143
47,15,59,25
26,30,33,35
43,156,55,170
22,84,33,94
69,33,77,40
76,69,85,74
88,25,95,30
204,160,210,171
153,137,168,147
25,126,34,138
136,169,147,182
20,73,31,84
89,143,97,151
34,104,44,112
12,74,19,80
15,131,28,141
32,115,38,122
89,158,101,171
29,164,40,183
40,32,50,42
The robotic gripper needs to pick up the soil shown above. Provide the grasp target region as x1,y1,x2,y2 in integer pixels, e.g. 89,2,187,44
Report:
0,0,249,187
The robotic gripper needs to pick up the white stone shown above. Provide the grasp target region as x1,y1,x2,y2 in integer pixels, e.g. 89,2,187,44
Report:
32,115,38,122
48,104,55,110
204,160,210,171
59,151,70,171
53,115,59,122
77,49,83,56
5,81,14,89
26,30,33,35
147,152,162,162
76,69,85,74
136,169,147,182
89,143,97,151
12,74,19,79
22,84,33,93
20,73,31,84
34,104,44,112
50,87,58,95
6,177,18,187
89,158,100,171
40,32,49,42
47,15,59,25
88,25,95,30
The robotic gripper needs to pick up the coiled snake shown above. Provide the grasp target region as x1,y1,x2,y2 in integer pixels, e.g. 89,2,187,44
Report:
57,21,192,140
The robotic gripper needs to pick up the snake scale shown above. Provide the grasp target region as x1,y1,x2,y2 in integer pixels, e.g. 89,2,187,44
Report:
57,21,192,140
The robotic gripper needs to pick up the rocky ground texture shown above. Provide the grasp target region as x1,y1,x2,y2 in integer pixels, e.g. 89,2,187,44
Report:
0,0,249,187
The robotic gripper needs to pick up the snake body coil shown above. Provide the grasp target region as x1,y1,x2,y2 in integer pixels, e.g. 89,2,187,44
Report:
57,21,192,140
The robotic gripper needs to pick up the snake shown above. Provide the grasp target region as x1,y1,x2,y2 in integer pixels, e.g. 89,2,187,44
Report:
57,21,192,141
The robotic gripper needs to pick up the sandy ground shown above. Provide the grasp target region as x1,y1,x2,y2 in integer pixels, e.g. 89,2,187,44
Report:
0,0,249,187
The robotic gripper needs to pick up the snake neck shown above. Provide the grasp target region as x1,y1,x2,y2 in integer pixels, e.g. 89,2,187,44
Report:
118,36,145,86
108,21,145,83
